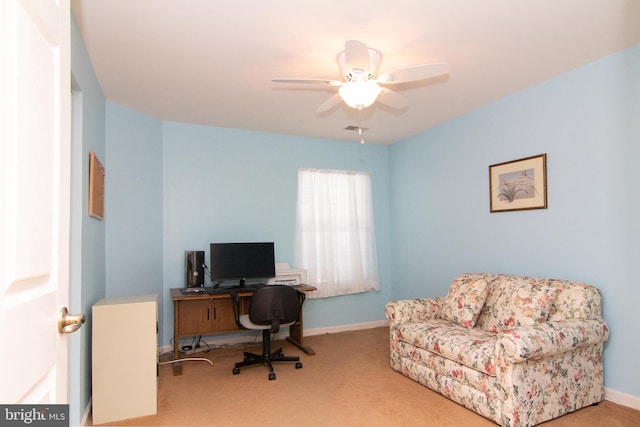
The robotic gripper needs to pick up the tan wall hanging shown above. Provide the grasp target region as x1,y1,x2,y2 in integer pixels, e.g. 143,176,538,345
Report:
89,151,105,219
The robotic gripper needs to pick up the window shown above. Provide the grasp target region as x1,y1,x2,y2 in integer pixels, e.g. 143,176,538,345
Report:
295,168,380,298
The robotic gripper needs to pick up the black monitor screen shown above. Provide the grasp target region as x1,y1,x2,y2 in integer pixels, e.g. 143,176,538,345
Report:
209,242,275,286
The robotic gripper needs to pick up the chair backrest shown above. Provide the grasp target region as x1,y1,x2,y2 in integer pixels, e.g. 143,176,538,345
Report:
249,285,301,333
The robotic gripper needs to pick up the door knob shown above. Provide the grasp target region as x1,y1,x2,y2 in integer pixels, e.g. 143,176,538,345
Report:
58,307,86,334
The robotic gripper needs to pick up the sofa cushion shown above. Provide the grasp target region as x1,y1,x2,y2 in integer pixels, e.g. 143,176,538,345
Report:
476,275,558,332
392,338,504,401
396,319,497,376
441,274,490,328
547,279,602,321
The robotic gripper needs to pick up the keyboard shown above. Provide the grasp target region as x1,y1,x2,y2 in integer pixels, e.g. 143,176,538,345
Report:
180,285,265,295
180,287,207,295
218,284,265,293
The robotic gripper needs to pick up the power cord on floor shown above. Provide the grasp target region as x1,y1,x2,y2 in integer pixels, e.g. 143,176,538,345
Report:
158,357,213,366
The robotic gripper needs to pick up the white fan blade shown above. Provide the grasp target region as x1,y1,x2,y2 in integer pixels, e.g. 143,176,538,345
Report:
344,40,370,73
377,88,408,109
377,62,450,84
272,78,342,86
316,94,342,113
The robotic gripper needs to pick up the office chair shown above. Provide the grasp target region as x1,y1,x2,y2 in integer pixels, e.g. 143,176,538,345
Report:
230,285,305,380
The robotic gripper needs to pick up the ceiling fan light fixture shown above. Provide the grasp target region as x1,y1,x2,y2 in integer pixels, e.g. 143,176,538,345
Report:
338,80,382,109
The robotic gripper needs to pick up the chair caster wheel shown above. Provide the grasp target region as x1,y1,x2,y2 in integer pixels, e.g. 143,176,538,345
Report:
268,372,276,380
233,367,240,375
295,362,303,369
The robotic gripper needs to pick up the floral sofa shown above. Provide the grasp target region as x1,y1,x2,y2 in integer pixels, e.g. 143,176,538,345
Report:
385,273,609,427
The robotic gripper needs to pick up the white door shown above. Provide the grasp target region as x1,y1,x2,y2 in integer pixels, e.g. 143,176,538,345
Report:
0,0,74,403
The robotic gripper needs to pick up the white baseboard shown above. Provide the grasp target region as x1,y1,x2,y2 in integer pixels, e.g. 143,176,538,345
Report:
159,320,388,355
605,387,640,411
303,319,388,336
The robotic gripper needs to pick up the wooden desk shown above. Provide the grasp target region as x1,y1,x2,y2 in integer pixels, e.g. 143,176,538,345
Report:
170,285,315,369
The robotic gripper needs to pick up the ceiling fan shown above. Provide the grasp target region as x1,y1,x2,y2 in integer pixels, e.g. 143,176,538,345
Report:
272,40,450,112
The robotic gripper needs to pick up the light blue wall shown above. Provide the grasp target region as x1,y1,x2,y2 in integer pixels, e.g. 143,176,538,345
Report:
390,45,640,397
105,103,164,307
70,17,106,427
161,123,392,346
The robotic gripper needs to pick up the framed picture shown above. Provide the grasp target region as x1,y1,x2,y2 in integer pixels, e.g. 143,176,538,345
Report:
489,153,547,213
89,151,105,219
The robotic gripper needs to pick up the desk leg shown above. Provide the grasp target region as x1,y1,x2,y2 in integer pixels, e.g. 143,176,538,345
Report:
286,302,315,355
287,326,315,355
172,300,183,375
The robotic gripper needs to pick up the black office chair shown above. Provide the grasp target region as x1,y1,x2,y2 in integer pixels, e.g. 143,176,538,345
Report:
230,285,305,380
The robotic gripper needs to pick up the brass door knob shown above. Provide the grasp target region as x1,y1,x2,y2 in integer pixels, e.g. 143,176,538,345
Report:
58,307,86,334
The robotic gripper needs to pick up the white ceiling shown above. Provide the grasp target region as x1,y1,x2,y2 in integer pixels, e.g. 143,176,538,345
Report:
71,0,640,145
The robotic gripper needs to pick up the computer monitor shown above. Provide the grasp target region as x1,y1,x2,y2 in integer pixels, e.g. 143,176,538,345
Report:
209,242,276,287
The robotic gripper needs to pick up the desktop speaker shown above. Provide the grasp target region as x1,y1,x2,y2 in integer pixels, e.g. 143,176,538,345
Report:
185,251,205,287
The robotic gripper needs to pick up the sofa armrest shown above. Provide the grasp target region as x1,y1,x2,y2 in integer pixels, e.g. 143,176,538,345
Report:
385,297,443,325
496,319,610,363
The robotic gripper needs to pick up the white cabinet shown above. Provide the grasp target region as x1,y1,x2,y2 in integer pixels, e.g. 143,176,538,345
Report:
92,294,158,425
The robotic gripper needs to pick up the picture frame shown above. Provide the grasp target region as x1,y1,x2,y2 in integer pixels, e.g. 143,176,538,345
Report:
89,151,105,219
489,153,547,213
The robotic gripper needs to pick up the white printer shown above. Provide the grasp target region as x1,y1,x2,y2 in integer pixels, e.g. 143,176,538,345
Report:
266,263,307,286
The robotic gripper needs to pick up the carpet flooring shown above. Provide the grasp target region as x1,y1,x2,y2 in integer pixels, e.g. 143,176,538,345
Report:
92,327,640,427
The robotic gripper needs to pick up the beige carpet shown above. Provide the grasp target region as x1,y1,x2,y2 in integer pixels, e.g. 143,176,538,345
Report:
93,327,640,427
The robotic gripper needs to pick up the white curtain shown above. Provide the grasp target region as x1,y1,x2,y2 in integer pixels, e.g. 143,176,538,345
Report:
295,168,380,298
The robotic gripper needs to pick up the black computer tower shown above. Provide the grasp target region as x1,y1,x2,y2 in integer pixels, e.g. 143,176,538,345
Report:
185,250,205,288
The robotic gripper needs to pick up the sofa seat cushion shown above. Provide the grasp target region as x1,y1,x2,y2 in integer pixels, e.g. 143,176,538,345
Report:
395,319,498,376
393,338,505,403
442,273,490,328
476,275,558,333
